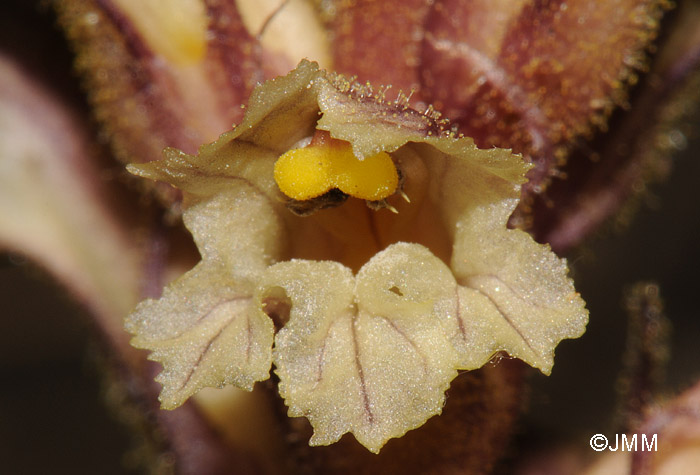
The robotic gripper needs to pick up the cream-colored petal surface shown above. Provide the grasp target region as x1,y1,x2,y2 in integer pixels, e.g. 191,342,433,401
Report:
182,186,282,274
266,260,358,444
271,244,460,453
450,207,588,373
127,261,273,409
125,182,281,408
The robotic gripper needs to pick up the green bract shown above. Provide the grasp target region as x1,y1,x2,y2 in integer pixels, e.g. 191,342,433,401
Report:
126,60,588,453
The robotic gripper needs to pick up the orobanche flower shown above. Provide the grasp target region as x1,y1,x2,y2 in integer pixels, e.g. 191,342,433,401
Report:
126,60,588,453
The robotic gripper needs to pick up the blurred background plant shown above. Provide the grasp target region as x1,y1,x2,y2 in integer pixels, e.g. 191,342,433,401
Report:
1,0,700,473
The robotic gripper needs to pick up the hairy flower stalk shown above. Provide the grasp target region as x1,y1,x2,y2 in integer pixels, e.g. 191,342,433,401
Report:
126,60,588,453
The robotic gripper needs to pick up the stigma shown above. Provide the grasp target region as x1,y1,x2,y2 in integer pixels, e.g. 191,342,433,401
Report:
274,130,399,202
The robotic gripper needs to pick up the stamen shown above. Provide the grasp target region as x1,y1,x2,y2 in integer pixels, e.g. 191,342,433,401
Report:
386,204,399,214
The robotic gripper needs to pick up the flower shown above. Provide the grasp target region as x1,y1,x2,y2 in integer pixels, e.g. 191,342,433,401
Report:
3,0,699,472
126,60,588,452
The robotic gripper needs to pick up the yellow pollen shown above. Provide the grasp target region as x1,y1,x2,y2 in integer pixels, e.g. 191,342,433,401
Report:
274,140,399,202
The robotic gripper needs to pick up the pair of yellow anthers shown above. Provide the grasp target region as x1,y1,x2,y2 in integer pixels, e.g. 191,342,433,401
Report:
274,133,405,209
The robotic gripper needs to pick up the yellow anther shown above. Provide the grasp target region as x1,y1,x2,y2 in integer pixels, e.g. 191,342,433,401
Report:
273,146,333,200
331,147,398,200
274,138,399,202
